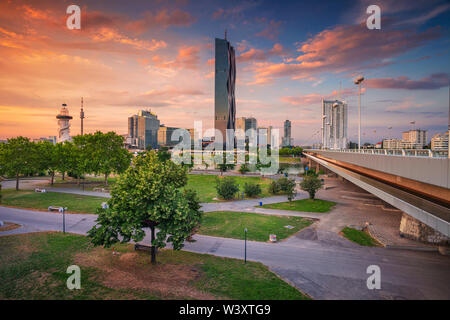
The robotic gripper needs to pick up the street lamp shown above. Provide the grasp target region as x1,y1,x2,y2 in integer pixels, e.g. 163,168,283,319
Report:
322,115,327,149
354,76,364,150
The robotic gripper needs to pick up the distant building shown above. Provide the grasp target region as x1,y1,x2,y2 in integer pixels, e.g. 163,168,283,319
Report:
257,126,273,146
158,125,182,147
33,136,56,144
127,110,160,150
321,99,348,149
401,129,427,149
375,142,382,149
282,120,292,147
382,138,402,149
236,117,257,133
431,132,449,151
214,36,236,142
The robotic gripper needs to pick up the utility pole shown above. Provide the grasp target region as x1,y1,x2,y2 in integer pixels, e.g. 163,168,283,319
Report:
80,97,85,135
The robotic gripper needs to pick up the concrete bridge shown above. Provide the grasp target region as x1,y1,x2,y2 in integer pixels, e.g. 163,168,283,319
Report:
303,149,450,244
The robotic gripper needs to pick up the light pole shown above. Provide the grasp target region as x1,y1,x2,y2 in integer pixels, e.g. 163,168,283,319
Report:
244,228,247,264
354,76,364,150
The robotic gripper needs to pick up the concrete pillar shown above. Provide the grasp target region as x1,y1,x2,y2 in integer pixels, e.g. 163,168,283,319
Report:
399,213,449,245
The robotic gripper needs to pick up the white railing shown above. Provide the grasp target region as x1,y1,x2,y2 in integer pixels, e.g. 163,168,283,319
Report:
306,148,449,158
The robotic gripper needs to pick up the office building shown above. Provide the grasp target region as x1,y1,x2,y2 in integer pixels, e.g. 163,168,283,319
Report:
257,126,272,146
321,99,348,149
431,132,449,151
282,120,292,147
158,125,186,147
236,117,257,135
401,129,427,149
214,36,236,142
127,110,160,149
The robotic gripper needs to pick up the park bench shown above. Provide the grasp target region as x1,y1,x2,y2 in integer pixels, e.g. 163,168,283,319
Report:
48,206,64,212
35,188,46,193
93,187,107,192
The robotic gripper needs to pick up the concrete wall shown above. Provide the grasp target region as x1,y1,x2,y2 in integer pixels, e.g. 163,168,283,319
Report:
307,150,450,189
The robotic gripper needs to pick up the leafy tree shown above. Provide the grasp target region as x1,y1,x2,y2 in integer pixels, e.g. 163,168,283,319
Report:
215,176,239,200
36,141,58,185
79,132,131,186
243,182,261,198
88,151,202,264
268,180,280,194
55,142,73,181
0,137,37,190
157,146,171,162
300,175,322,199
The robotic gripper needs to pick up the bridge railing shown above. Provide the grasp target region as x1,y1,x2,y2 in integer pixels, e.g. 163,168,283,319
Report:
305,148,449,158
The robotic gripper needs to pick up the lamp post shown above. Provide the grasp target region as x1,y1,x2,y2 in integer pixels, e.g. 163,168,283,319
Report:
354,76,364,150
244,228,247,264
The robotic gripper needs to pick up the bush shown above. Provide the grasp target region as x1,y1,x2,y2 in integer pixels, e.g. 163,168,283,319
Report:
300,175,322,199
243,182,262,198
215,176,239,200
238,164,250,174
269,180,280,194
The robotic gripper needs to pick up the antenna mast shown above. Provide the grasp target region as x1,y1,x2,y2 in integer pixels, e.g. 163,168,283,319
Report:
80,97,85,135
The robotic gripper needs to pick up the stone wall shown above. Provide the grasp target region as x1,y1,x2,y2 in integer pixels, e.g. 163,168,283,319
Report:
399,213,449,245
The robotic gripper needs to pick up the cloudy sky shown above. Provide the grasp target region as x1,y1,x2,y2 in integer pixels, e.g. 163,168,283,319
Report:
0,0,449,145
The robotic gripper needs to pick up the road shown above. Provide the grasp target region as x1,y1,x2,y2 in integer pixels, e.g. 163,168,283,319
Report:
1,205,449,300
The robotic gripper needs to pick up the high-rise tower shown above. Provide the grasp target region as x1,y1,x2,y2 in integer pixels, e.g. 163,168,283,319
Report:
80,97,85,135
56,103,73,143
214,35,236,143
321,99,348,149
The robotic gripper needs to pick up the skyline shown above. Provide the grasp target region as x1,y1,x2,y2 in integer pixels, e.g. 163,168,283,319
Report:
0,0,449,144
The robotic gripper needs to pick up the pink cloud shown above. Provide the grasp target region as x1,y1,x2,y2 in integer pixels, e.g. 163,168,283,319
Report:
365,73,449,90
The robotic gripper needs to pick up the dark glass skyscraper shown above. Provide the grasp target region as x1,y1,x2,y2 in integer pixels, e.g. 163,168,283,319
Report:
214,37,236,142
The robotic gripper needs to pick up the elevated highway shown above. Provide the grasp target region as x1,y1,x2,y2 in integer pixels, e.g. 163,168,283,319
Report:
303,150,450,240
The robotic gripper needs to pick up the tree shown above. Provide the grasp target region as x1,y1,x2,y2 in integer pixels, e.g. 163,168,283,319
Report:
87,151,202,264
243,182,261,198
238,164,250,174
55,142,73,181
215,176,239,200
0,137,37,190
36,141,58,185
157,146,171,162
300,175,322,199
79,132,131,186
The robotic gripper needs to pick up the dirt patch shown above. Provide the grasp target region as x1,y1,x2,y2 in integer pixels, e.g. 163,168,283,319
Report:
74,248,218,300
0,222,21,232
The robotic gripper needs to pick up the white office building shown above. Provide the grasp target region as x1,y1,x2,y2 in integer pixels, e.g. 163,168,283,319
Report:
321,99,348,150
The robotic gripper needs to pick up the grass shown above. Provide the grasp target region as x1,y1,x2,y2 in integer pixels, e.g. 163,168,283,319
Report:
184,174,273,202
0,232,309,300
341,227,380,247
47,174,273,203
0,190,106,214
198,211,314,242
279,156,301,163
261,199,336,213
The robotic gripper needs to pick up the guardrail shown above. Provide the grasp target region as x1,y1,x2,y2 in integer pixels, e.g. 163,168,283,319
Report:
305,149,448,158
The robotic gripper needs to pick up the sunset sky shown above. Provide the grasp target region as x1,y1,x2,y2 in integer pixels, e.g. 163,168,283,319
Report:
0,0,449,145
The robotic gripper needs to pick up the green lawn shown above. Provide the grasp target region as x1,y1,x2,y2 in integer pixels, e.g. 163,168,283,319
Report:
261,199,336,213
0,232,309,300
198,211,314,242
279,156,301,163
341,227,380,247
185,174,273,202
0,190,105,214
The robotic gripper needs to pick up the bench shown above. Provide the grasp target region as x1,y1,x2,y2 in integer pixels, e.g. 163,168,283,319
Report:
35,188,46,193
48,206,64,212
93,187,107,192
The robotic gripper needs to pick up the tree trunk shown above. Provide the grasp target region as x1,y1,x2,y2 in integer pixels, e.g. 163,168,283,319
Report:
51,171,55,185
77,176,80,186
104,173,108,186
150,225,156,264
15,172,19,191
62,172,65,181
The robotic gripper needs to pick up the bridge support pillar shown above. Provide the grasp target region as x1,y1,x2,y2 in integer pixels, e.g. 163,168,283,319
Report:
399,213,449,245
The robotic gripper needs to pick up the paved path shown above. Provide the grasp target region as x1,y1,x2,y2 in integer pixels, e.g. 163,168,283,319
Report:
1,205,449,300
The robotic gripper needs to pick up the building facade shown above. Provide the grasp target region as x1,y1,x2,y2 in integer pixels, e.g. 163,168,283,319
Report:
257,126,272,146
382,138,402,149
236,117,257,134
321,99,348,149
157,125,183,147
282,120,292,147
431,132,449,150
401,129,427,149
214,37,236,143
127,110,160,150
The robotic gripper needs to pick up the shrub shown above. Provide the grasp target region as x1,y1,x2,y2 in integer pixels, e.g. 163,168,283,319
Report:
277,177,295,192
215,176,239,200
238,164,250,174
300,175,322,199
243,182,262,198
269,180,280,194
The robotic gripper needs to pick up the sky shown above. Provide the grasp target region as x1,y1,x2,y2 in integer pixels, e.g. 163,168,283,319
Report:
0,0,449,145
